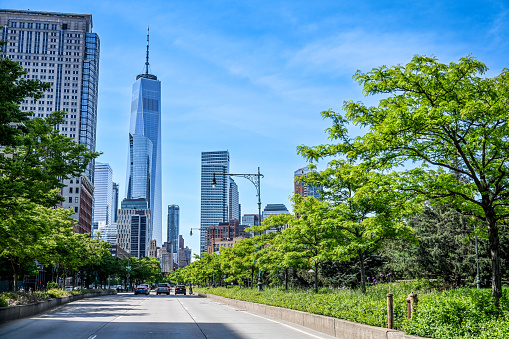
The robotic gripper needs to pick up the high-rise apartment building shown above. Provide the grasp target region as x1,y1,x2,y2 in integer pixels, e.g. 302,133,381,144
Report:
200,151,230,254
93,162,113,226
294,166,321,198
0,9,100,234
125,29,162,245
167,204,179,261
229,178,240,221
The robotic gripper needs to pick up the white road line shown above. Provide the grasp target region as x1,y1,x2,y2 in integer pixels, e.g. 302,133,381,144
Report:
220,304,328,339
87,335,97,339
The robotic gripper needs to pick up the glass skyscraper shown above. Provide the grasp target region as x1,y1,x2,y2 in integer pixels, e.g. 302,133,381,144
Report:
167,204,180,261
200,151,230,254
93,162,113,225
125,31,162,245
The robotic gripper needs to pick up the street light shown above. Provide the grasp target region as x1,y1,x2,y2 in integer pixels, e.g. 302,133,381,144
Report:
211,167,264,291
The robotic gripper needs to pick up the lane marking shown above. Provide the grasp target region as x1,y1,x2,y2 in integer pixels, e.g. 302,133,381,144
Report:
221,303,328,339
87,335,96,339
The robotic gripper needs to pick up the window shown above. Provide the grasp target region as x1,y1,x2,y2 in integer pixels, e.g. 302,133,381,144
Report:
74,207,78,213
75,197,78,203
75,188,79,194
69,187,73,193
69,197,72,203
19,23,25,28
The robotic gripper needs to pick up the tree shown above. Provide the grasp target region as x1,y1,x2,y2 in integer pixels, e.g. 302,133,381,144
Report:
0,50,100,290
383,204,493,287
299,55,509,303
0,40,50,147
298,162,415,293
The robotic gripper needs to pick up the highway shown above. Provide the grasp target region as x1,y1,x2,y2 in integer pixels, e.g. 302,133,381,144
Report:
0,290,337,339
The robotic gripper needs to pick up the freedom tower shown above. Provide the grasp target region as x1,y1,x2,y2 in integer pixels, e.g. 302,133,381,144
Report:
125,28,162,245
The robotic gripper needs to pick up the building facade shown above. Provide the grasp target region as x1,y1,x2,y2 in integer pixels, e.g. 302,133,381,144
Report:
0,9,100,234
112,182,119,223
93,162,113,226
116,198,151,257
229,178,240,221
167,204,179,261
294,166,322,198
125,31,162,245
242,214,259,227
262,204,289,220
200,151,230,254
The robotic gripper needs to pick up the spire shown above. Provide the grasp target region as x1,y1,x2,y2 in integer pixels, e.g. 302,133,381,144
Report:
136,26,157,80
145,26,150,75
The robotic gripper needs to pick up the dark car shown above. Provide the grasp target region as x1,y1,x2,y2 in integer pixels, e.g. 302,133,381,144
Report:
156,283,170,295
134,284,150,295
175,285,186,295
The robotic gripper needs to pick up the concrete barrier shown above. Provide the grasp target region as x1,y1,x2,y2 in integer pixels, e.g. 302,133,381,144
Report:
0,290,117,324
197,292,427,339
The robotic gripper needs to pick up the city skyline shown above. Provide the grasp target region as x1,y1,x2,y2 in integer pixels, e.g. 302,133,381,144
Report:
3,1,508,257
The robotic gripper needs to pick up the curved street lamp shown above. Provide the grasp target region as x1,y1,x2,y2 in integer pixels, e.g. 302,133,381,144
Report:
211,167,264,291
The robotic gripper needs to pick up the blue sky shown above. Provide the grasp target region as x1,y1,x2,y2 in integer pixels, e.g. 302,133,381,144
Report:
4,0,509,256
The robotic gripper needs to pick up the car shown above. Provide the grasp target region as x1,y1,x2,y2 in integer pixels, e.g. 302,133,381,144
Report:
156,283,170,295
175,285,186,295
134,284,150,295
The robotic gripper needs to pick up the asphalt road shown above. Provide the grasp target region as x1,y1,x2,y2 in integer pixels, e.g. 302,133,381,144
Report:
0,290,337,339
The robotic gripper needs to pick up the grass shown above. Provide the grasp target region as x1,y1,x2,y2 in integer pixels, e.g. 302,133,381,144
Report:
196,282,509,339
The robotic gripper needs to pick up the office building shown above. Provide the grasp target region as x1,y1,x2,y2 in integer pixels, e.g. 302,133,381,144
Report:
242,214,259,227
294,166,322,198
0,9,100,234
167,204,179,261
200,151,230,254
116,198,151,258
112,182,119,223
125,28,162,245
262,204,289,220
229,178,240,221
93,162,113,226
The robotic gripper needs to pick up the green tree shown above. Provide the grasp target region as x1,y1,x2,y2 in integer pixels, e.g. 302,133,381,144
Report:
0,40,50,146
299,55,509,303
383,204,492,287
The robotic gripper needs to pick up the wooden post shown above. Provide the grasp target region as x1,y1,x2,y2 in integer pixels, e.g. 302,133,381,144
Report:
387,293,393,329
406,293,418,319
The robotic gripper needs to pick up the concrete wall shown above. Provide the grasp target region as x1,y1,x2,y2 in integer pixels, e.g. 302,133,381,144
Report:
197,292,427,339
0,290,116,325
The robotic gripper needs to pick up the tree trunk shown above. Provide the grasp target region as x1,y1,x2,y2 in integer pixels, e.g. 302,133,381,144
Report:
314,263,319,293
485,209,502,305
285,267,288,290
359,250,366,294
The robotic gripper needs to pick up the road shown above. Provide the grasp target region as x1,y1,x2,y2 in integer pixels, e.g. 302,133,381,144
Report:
0,290,336,339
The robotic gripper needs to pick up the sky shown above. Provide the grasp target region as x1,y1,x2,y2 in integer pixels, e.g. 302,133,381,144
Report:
4,0,509,257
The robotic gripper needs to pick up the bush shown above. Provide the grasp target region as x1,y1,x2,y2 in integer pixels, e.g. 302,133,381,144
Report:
197,283,509,338
46,282,58,289
0,296,8,307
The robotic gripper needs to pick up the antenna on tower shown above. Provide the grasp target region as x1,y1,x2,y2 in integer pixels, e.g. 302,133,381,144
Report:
145,26,150,75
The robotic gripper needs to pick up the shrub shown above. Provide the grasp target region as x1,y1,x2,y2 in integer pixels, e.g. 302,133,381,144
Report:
46,282,58,289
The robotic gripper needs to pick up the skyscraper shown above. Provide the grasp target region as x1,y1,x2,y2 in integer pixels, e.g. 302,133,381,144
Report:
125,28,162,245
200,151,230,254
93,162,113,226
229,177,240,221
167,204,180,261
112,182,119,223
0,10,100,234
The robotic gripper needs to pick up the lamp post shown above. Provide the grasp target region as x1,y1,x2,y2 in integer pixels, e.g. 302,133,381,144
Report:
211,167,264,291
